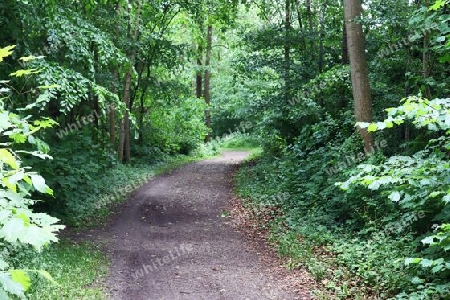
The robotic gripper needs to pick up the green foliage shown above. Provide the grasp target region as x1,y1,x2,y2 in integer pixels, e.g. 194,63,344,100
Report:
220,134,260,150
0,46,63,299
146,96,208,155
339,96,450,298
231,0,450,296
13,241,108,299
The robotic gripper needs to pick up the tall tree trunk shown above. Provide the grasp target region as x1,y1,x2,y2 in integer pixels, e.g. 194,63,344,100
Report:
422,0,431,99
196,44,203,99
318,1,326,73
295,0,306,51
109,102,115,153
284,0,291,103
344,0,374,152
109,73,117,153
93,44,99,128
119,71,132,163
204,24,212,143
118,0,142,163
306,0,315,61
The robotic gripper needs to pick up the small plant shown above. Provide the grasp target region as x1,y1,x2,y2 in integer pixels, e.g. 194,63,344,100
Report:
0,45,63,298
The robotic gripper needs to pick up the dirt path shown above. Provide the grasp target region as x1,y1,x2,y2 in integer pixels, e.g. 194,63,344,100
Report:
104,151,311,300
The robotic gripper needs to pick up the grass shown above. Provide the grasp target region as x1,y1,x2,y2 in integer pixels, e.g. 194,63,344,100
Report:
220,134,261,152
18,241,108,299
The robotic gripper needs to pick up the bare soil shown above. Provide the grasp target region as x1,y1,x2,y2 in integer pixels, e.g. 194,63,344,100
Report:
101,151,313,300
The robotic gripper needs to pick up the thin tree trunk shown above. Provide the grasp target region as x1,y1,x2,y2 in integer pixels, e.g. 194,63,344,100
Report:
284,0,291,103
318,1,326,73
306,0,315,61
344,0,374,152
204,24,212,143
118,0,142,163
109,73,117,153
109,102,115,153
422,18,431,98
196,45,203,99
295,0,306,51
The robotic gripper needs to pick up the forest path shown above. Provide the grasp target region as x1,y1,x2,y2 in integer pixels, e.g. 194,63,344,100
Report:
104,151,310,300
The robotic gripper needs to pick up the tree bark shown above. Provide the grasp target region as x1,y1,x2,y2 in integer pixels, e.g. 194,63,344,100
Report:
306,0,315,61
318,1,326,73
118,0,142,163
204,24,212,143
422,0,431,99
342,20,349,65
344,0,374,151
284,0,291,103
196,44,203,99
339,18,349,109
109,72,118,153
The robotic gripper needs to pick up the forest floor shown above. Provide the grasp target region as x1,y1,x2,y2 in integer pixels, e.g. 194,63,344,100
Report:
85,151,313,299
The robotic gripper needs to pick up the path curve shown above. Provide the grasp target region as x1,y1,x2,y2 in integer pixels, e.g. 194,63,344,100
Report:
105,151,307,300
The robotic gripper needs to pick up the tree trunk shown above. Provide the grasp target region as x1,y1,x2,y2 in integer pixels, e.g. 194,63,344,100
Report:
295,0,306,51
109,73,117,153
344,0,374,152
339,18,349,109
118,71,132,162
342,20,349,65
284,0,291,103
318,1,326,73
109,103,115,153
306,0,315,61
204,24,212,143
118,0,142,163
196,44,203,99
422,0,431,99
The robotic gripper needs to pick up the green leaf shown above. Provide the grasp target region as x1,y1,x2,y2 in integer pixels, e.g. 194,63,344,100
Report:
389,191,401,202
411,276,424,284
420,259,433,268
368,181,380,190
0,217,26,243
0,112,11,131
0,272,24,297
2,177,17,193
30,174,52,195
432,264,444,273
405,257,422,265
9,68,40,77
19,55,44,62
367,123,378,132
35,270,59,285
0,45,16,62
9,270,31,291
429,0,446,10
422,236,435,245
0,149,19,169
443,194,450,204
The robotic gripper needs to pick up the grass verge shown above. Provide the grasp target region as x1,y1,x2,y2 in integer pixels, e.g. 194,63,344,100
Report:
16,241,108,299
234,153,417,299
